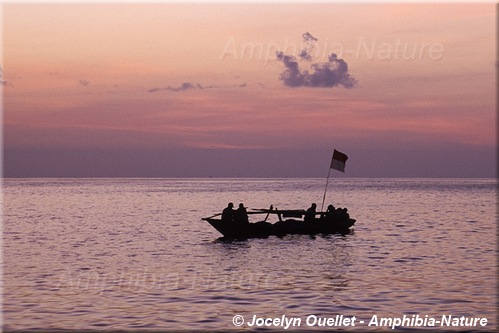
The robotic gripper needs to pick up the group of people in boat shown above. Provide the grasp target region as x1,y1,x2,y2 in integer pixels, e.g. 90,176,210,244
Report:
305,203,350,223
222,202,249,224
222,202,349,224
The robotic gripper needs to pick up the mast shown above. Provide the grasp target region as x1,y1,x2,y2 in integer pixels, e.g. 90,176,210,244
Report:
320,166,332,212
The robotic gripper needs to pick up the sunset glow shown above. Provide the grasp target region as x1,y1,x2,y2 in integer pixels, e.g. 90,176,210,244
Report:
2,3,496,177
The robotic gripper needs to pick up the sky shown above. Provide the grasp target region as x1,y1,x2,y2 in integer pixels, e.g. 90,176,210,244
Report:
1,2,497,177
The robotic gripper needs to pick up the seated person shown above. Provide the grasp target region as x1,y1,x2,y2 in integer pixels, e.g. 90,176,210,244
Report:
304,203,317,223
325,204,337,223
221,202,234,223
234,203,249,224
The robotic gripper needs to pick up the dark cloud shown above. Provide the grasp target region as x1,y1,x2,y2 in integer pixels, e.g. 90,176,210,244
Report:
275,52,303,87
202,82,247,89
298,32,317,61
148,82,194,93
302,32,318,42
276,33,357,89
148,82,246,93
169,82,195,92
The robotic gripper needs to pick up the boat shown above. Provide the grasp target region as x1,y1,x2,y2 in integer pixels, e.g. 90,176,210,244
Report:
202,207,355,239
203,149,355,239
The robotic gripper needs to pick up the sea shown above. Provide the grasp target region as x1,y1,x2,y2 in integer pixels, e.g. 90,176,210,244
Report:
2,178,497,331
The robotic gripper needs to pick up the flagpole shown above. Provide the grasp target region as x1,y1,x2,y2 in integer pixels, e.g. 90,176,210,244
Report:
321,165,332,212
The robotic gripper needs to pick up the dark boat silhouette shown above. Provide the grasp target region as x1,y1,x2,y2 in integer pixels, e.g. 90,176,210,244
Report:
203,149,355,239
202,208,355,239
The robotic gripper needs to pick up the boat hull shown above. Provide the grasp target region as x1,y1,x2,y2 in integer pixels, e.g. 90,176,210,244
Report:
204,218,355,239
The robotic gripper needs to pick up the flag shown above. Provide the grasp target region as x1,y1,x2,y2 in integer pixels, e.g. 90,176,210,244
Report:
330,149,348,173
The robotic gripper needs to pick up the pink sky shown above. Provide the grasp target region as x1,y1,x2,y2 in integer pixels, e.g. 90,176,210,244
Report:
2,3,496,177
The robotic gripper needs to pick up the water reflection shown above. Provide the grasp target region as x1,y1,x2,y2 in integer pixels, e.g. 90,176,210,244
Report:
208,233,356,298
3,178,496,330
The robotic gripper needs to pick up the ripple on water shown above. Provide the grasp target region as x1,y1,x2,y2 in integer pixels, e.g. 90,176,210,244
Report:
2,178,497,330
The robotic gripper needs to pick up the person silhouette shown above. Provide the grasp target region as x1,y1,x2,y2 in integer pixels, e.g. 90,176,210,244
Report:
304,203,317,223
234,203,249,224
222,202,234,223
326,204,337,223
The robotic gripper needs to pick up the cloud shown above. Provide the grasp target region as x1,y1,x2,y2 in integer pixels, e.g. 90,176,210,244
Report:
79,79,90,87
302,31,318,42
299,31,318,61
148,82,246,93
148,82,194,93
168,82,196,92
276,33,357,89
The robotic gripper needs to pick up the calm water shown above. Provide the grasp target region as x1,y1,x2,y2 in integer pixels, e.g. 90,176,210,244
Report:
2,178,497,331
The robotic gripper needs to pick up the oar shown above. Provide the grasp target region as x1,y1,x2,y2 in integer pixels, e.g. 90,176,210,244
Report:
202,212,222,220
